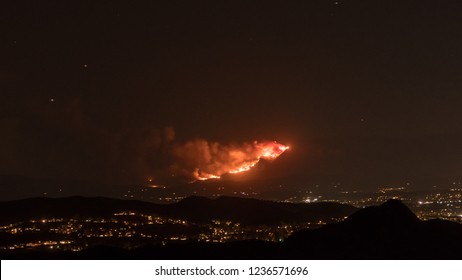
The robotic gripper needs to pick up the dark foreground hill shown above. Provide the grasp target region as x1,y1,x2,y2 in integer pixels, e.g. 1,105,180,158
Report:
285,199,462,259
1,199,462,259
0,195,356,225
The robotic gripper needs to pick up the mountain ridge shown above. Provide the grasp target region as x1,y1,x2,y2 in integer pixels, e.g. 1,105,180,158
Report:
0,195,357,226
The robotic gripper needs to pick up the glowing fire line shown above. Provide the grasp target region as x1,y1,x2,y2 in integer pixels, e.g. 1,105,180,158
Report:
194,141,289,181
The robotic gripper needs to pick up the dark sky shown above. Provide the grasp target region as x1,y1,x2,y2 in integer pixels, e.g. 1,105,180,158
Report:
1,1,461,190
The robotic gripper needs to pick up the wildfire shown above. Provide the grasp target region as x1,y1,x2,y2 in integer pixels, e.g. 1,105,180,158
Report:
194,169,221,181
190,141,289,181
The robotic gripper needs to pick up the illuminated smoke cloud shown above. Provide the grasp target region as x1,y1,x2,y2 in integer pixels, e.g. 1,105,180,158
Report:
172,139,289,181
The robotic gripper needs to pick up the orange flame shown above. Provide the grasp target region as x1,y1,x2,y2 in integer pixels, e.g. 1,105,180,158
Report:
192,141,289,181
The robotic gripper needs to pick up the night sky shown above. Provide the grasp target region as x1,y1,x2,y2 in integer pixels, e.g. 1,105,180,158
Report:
1,1,461,193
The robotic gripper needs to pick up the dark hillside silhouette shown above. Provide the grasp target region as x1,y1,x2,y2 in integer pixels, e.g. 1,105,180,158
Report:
1,199,462,259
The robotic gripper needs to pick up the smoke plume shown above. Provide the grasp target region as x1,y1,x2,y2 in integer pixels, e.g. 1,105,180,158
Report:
171,139,289,181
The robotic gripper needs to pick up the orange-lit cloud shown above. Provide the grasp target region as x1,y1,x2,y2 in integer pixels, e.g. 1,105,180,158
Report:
172,140,289,181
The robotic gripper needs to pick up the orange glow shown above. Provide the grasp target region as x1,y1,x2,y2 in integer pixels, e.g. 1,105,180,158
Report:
191,141,289,181
194,168,221,181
